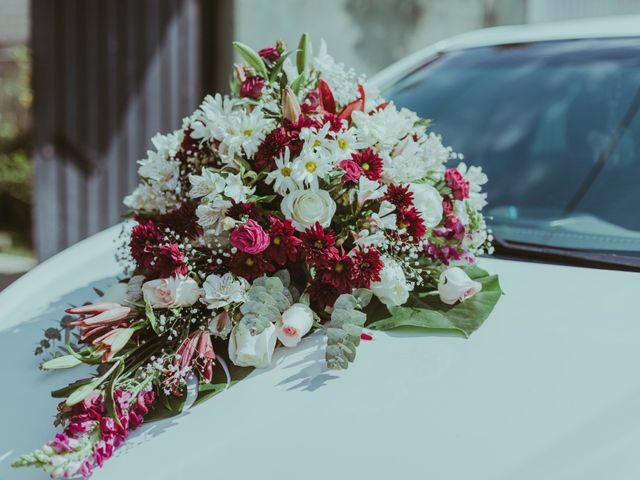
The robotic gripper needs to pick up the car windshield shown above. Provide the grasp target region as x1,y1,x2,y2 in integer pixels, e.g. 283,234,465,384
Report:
386,38,640,266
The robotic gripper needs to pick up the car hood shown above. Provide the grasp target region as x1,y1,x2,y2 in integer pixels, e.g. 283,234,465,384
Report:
1,226,638,480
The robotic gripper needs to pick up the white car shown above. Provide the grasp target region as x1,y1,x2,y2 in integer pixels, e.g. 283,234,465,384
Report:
1,16,639,480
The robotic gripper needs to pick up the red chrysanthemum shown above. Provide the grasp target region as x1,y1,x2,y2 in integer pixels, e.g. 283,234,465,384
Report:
153,244,188,278
227,201,261,221
228,251,275,281
264,215,301,266
396,207,427,240
351,246,383,288
301,90,319,114
299,222,337,262
350,148,383,181
253,127,301,172
155,202,203,239
320,112,344,132
385,183,414,210
316,249,354,292
307,278,341,310
129,220,164,271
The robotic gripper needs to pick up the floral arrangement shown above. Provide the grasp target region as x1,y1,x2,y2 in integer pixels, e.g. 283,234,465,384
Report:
14,35,501,478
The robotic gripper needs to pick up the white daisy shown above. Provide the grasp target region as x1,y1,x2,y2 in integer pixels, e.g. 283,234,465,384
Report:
292,149,333,189
331,127,363,160
222,108,274,163
265,148,300,195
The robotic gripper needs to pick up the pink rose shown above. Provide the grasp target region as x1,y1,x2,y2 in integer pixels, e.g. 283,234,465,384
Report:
230,219,270,254
444,168,470,201
338,159,362,184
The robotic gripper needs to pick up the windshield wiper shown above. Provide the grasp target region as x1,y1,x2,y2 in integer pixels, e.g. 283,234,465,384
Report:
492,237,640,272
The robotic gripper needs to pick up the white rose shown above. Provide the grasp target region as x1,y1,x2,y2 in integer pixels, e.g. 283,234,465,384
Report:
281,188,336,232
438,267,482,305
409,183,443,227
228,323,277,368
142,276,201,309
276,303,314,347
370,257,412,307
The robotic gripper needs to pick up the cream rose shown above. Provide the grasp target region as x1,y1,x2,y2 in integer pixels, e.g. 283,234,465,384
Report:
276,303,314,347
228,322,277,368
370,257,412,307
142,276,201,309
281,188,336,232
409,183,443,228
437,267,481,305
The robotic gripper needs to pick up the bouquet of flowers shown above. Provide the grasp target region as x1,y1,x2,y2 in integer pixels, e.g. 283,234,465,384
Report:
14,34,501,478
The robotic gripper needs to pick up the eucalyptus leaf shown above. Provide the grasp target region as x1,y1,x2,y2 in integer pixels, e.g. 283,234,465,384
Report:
325,293,366,370
368,268,502,337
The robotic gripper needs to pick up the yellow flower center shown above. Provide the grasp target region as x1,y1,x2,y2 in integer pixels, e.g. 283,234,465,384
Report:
337,138,347,150
242,128,254,136
361,162,370,171
313,139,321,147
334,263,344,273
281,166,292,177
305,161,317,173
273,236,282,245
245,257,255,267
314,240,323,249
398,222,408,229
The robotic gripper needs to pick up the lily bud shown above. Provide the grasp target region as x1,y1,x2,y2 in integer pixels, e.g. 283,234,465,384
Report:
282,87,301,122
233,63,247,83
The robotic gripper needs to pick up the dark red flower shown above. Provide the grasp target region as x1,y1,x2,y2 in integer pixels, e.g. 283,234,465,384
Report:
434,216,465,241
240,77,265,99
228,201,261,221
351,148,383,181
316,249,354,292
300,222,337,262
396,207,427,240
153,244,188,277
129,220,164,270
444,168,470,200
301,90,319,114
425,242,463,265
338,159,362,184
321,113,344,132
228,251,275,281
156,202,203,239
385,183,414,210
264,215,301,265
258,46,280,62
254,127,300,171
307,278,340,310
351,246,383,288
442,195,453,216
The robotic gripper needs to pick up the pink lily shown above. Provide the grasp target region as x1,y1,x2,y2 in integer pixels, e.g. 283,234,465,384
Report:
93,328,135,362
66,303,131,342
176,330,216,383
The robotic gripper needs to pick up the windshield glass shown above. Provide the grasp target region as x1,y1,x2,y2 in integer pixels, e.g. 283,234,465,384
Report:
386,38,640,259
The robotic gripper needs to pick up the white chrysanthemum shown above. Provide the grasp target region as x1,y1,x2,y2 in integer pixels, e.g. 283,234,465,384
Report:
123,183,176,213
201,272,249,310
190,93,237,143
312,40,360,105
265,148,300,195
421,133,454,170
151,130,182,159
223,172,255,202
196,197,232,233
382,133,453,184
220,108,274,164
189,169,226,199
352,104,418,149
137,151,180,190
457,162,488,210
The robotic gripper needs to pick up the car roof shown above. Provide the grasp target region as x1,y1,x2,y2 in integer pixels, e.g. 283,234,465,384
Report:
372,15,640,88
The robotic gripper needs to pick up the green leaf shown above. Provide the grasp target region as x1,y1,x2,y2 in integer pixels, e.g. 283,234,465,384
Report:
65,361,121,406
291,72,305,94
104,360,125,426
51,378,94,398
269,51,292,83
193,381,236,407
40,354,82,371
145,300,160,335
368,269,502,337
233,41,268,78
296,33,310,74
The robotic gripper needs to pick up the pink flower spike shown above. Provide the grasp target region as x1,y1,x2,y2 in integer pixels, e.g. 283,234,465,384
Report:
360,332,373,341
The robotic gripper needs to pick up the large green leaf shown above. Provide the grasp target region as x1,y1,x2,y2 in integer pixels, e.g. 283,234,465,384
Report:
368,268,502,337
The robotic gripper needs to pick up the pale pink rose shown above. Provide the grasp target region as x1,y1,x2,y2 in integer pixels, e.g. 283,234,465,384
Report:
142,276,201,309
230,219,270,254
276,303,314,347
